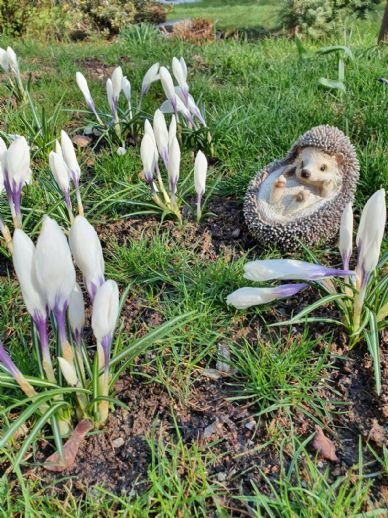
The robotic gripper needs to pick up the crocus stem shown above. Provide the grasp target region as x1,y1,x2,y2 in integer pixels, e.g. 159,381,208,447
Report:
353,278,368,330
75,188,84,217
0,219,13,254
98,368,110,426
64,192,74,224
196,193,202,223
152,192,169,211
155,163,171,206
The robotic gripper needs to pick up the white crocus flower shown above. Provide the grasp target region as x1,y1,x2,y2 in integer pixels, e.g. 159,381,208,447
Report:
339,203,353,270
3,136,30,227
194,150,208,222
160,95,193,125
60,130,81,187
356,188,386,286
175,87,205,126
76,71,102,125
111,66,123,106
244,259,354,283
140,133,156,186
49,151,73,220
153,109,169,167
141,62,160,98
58,357,79,387
34,216,76,361
172,57,189,105
106,78,117,121
122,76,132,118
6,47,19,75
168,137,180,204
0,48,9,72
69,215,105,301
227,284,308,310
160,66,177,113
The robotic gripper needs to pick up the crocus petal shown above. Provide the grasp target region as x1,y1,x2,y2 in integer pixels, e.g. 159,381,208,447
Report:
0,341,21,378
12,229,46,321
4,136,30,189
49,151,70,194
168,137,180,195
160,67,176,106
141,62,160,97
172,57,189,101
153,110,169,166
0,48,9,72
339,203,353,270
69,215,105,299
6,47,19,75
227,284,308,310
122,76,131,102
92,280,119,347
111,66,123,105
356,189,386,279
194,150,207,197
168,115,177,148
244,259,354,282
68,283,85,341
60,130,81,186
58,357,78,386
76,72,94,107
140,133,156,184
34,216,76,311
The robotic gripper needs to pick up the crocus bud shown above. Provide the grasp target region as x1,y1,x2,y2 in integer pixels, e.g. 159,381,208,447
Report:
153,110,169,167
69,215,105,301
140,133,156,185
167,137,180,202
144,119,159,164
68,283,85,345
92,280,119,369
339,203,353,270
356,189,386,285
0,342,36,398
111,66,123,106
0,48,8,72
60,130,81,187
226,284,308,310
106,78,116,119
6,47,19,75
76,72,94,109
160,96,193,125
34,216,76,359
49,151,72,210
141,62,160,98
3,136,31,227
58,357,78,387
122,76,131,101
172,57,189,105
244,259,354,282
194,150,207,198
55,139,64,160
160,66,177,112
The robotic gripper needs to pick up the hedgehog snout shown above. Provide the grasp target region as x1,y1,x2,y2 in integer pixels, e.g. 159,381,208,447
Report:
301,169,311,179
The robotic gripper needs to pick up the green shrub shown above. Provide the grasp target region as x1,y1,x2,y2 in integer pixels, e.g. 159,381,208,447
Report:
279,0,382,38
0,0,33,36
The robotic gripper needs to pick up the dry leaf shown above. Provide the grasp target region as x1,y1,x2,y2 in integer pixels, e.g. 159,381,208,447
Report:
368,419,386,448
72,135,92,148
44,419,93,472
312,425,338,462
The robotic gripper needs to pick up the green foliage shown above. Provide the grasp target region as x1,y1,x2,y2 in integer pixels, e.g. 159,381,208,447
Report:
279,0,382,38
0,0,33,37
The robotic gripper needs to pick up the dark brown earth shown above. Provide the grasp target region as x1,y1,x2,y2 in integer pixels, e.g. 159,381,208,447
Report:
1,203,387,512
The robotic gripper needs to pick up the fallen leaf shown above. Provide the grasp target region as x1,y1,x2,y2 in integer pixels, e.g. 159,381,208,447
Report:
44,419,93,472
312,425,338,462
72,135,92,148
368,419,386,448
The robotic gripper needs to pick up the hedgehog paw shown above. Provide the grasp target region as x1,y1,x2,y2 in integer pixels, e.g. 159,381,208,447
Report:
270,175,287,204
320,179,334,197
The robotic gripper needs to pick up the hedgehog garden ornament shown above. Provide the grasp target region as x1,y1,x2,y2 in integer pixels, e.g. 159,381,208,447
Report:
244,126,360,250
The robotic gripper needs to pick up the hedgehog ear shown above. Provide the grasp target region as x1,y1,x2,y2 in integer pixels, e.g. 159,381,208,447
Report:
335,152,345,166
285,146,301,164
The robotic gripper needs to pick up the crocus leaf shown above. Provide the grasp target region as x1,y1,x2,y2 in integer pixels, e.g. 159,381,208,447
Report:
319,77,346,91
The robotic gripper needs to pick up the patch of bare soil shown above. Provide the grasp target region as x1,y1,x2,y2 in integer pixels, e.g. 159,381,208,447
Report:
76,57,130,81
99,197,255,261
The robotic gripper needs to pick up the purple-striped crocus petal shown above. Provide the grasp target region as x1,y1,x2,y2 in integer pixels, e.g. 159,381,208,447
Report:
101,334,112,372
244,259,354,283
33,313,50,361
226,283,308,310
87,277,105,302
0,342,21,379
53,303,69,346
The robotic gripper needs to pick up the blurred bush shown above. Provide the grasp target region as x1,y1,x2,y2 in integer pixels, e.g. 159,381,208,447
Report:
279,0,382,38
0,0,167,40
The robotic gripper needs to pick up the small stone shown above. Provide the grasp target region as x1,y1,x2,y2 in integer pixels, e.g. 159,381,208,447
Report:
217,472,227,482
112,437,125,448
231,228,241,238
72,135,92,148
244,420,256,431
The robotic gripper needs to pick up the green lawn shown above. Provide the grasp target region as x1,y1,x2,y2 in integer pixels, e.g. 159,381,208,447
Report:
167,0,279,31
0,12,387,516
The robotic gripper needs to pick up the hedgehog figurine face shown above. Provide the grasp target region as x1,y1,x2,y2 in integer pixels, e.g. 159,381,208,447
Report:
244,126,359,251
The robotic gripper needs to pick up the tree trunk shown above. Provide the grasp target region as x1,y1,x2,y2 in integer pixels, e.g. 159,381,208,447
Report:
378,1,388,43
